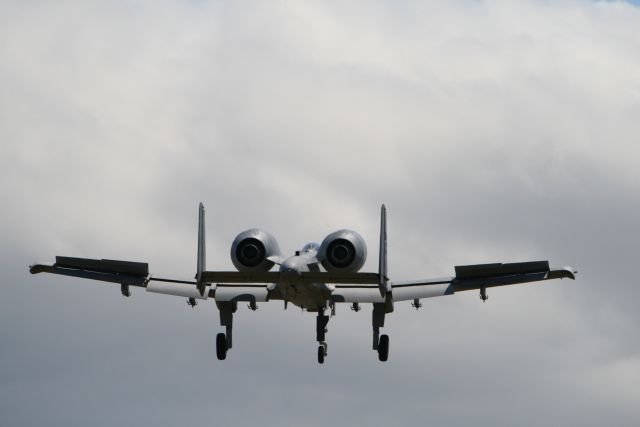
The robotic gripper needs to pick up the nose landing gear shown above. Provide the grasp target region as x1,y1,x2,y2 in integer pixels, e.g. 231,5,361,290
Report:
317,342,328,364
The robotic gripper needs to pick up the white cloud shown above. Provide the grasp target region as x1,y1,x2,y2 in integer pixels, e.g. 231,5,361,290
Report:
1,1,640,426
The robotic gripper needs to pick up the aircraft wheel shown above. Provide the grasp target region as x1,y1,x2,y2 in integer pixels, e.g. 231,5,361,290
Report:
317,346,325,364
378,334,389,362
216,333,227,360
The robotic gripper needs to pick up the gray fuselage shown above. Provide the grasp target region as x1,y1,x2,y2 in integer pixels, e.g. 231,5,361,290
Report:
277,243,332,311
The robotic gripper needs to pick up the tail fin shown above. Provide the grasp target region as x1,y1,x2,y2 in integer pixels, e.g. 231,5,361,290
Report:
196,202,206,295
378,204,390,296
378,204,393,312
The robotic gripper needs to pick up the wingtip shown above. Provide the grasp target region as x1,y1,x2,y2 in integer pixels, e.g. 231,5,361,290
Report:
547,266,576,281
29,264,48,274
558,266,577,280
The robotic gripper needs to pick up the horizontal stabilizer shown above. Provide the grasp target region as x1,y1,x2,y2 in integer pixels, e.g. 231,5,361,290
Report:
200,271,380,284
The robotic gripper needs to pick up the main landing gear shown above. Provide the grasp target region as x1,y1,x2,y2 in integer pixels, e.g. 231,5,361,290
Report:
316,309,329,364
314,303,391,363
216,301,236,361
372,303,390,362
377,334,389,361
216,333,227,360
317,342,327,364
214,301,391,363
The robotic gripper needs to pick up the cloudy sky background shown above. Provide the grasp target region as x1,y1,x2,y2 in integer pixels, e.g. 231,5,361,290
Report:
1,0,639,425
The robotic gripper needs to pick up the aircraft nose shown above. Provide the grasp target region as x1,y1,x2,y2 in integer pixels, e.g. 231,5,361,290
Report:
279,257,309,276
280,259,297,274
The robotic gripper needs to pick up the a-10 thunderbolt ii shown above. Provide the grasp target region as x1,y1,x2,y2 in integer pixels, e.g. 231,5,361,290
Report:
29,204,576,364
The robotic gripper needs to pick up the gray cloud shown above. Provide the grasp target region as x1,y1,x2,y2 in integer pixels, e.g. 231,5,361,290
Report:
1,1,640,426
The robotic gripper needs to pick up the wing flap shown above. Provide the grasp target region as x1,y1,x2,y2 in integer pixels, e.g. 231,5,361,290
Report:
30,257,149,286
55,256,149,276
454,271,549,292
388,262,576,303
454,261,549,280
453,266,575,292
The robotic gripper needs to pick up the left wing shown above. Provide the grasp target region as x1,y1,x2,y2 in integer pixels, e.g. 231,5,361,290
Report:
28,256,274,303
30,257,151,286
28,256,380,303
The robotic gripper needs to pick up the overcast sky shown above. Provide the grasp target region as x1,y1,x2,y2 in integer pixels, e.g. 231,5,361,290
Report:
1,1,639,426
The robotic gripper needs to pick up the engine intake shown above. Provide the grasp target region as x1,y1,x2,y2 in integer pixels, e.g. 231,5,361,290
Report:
318,229,367,272
231,229,281,272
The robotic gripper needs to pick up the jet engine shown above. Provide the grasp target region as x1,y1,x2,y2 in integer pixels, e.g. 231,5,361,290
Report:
230,229,282,272
318,229,367,272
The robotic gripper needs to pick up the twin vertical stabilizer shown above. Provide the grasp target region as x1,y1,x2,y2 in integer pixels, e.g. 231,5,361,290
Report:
196,202,388,303
378,204,388,296
196,202,206,296
379,204,392,311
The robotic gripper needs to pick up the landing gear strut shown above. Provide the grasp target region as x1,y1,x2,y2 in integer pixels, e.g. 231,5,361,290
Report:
372,303,390,362
216,302,236,361
316,309,329,364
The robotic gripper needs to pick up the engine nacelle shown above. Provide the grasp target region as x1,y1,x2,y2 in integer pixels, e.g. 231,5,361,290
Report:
230,229,282,272
318,229,367,272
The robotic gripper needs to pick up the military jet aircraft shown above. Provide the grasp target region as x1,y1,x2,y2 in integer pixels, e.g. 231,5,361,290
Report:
29,204,576,363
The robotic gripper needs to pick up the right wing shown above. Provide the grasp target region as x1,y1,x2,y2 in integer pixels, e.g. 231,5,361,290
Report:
390,261,576,302
329,261,576,304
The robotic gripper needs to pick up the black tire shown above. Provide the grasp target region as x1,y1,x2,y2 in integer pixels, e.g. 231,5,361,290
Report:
216,333,227,360
378,334,389,362
317,346,325,364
